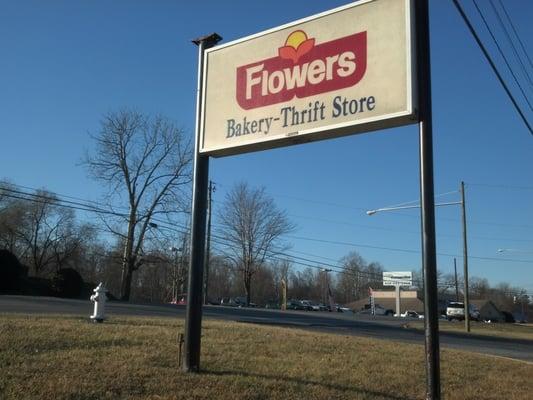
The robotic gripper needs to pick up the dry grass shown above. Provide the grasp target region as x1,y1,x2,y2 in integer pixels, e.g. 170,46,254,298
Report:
0,314,531,400
404,319,533,340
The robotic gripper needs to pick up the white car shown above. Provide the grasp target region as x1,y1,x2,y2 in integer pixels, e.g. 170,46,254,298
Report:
359,304,394,316
401,310,424,319
446,302,480,321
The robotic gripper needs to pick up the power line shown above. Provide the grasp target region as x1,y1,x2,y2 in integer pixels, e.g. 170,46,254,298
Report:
4,185,533,294
0,191,122,218
285,210,533,244
213,182,369,212
3,182,107,209
497,0,533,70
371,190,459,210
4,184,533,267
488,0,533,89
7,180,531,232
153,219,388,282
452,0,533,135
467,182,533,191
286,234,533,264
472,0,532,110
0,190,377,281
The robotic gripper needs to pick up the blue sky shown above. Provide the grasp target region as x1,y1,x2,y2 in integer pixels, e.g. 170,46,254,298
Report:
1,1,532,292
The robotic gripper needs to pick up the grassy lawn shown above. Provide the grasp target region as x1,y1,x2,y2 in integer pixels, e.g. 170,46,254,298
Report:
403,319,533,341
1,314,532,400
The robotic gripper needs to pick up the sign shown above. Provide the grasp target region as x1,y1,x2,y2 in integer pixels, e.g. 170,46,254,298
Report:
383,271,412,287
200,0,416,157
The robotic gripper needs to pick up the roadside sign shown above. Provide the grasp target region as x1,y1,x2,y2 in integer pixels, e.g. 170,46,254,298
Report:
383,271,412,287
200,0,416,157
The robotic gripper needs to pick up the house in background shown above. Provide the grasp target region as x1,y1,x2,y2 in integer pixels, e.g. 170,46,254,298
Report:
470,300,504,322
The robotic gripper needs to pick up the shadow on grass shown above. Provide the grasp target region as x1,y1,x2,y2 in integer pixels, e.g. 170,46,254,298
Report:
203,369,416,400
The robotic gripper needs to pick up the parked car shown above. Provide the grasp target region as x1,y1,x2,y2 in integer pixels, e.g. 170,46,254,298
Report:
332,304,345,312
401,310,424,319
299,300,315,311
169,293,187,305
359,304,394,316
446,302,480,321
308,302,321,311
220,297,238,307
227,296,256,307
287,300,306,310
338,306,353,314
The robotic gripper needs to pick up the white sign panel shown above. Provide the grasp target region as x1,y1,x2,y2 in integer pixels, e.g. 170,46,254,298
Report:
383,271,413,287
200,0,416,157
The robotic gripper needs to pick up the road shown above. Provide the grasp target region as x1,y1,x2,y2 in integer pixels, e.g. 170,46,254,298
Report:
1,295,532,363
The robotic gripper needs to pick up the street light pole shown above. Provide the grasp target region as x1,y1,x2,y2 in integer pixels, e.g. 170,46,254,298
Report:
367,193,470,335
460,181,470,333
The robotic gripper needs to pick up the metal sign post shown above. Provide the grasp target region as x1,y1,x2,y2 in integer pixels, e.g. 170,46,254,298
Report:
415,1,441,399
182,33,222,373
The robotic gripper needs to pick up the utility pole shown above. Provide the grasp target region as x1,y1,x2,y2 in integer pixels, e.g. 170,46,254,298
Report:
322,268,334,311
454,258,459,302
460,181,470,333
170,246,181,303
280,279,287,311
203,180,214,305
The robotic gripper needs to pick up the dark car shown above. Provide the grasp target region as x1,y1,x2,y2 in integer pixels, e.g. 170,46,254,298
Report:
220,297,238,307
286,300,306,310
299,300,314,311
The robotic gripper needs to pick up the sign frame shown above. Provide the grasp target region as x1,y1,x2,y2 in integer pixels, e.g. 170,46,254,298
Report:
185,2,442,397
199,0,417,157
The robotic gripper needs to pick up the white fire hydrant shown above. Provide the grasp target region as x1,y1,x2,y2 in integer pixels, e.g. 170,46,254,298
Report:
90,283,107,323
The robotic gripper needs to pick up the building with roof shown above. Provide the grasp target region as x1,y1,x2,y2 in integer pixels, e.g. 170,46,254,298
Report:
470,300,504,322
349,289,425,314
348,290,509,321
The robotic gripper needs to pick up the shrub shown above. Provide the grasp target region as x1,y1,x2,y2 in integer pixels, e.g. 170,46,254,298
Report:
52,268,84,298
0,249,28,292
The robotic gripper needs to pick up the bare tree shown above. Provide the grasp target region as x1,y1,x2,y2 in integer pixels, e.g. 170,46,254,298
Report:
13,191,75,277
1,183,103,280
271,259,291,304
289,267,322,301
337,251,366,303
335,252,384,303
50,222,97,272
0,182,26,255
83,109,192,300
218,182,295,306
204,255,232,302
